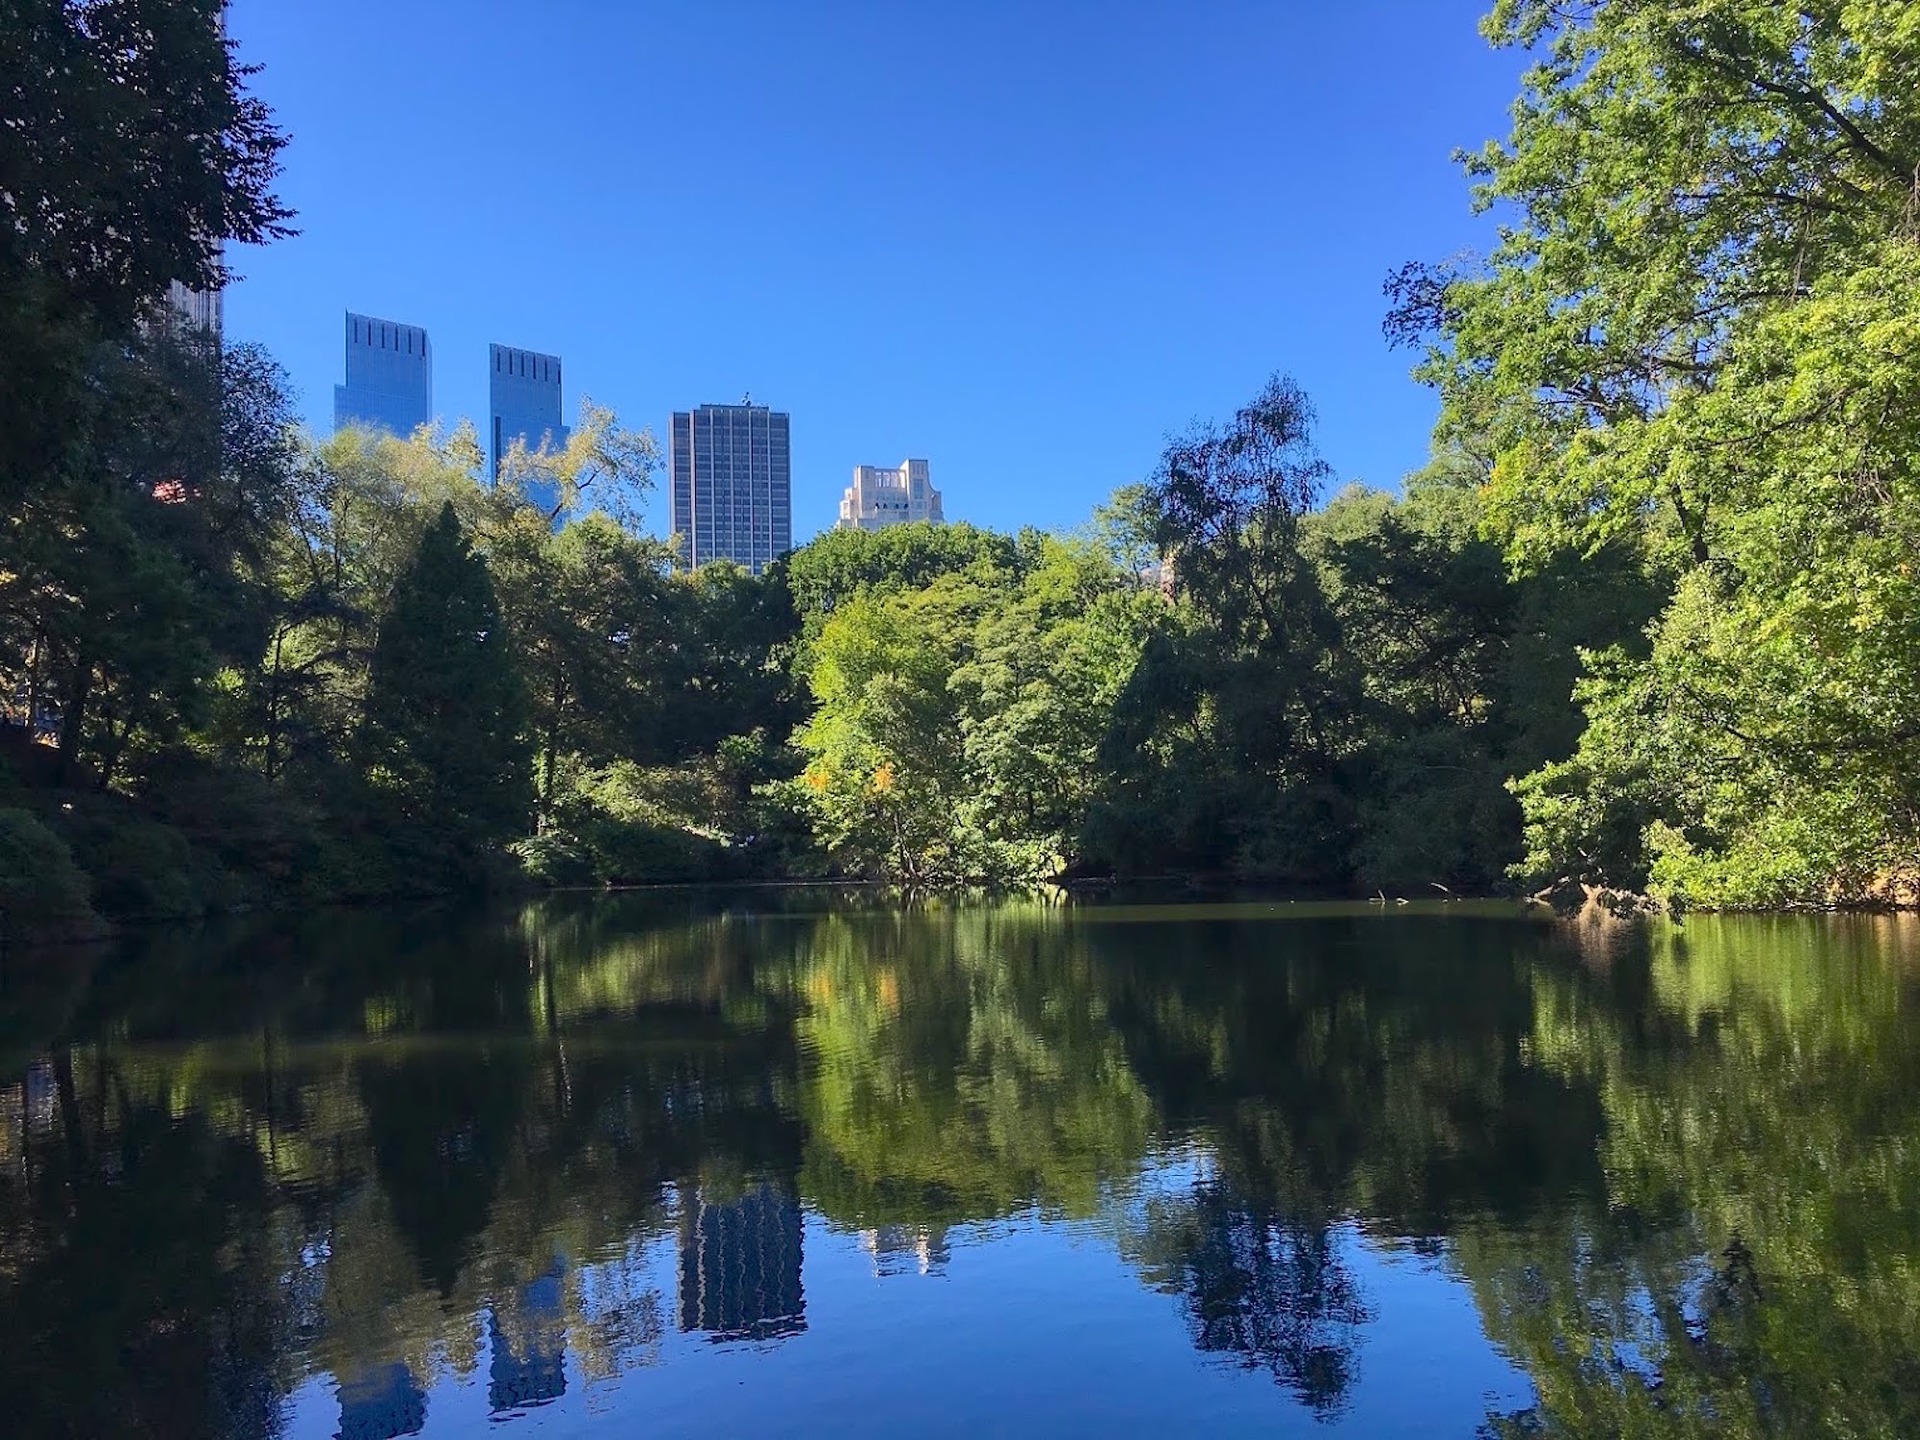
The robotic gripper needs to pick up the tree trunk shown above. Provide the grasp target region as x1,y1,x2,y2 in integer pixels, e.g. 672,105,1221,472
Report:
56,651,91,780
538,680,566,831
263,627,286,781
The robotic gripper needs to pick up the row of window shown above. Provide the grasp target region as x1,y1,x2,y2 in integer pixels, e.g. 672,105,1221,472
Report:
349,316,425,356
492,348,561,384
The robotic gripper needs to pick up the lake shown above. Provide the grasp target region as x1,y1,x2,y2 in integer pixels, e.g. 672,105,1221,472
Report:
3,894,1917,1437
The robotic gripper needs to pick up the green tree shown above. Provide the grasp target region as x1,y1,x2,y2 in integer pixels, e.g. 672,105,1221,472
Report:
494,397,660,531
783,521,1022,635
1101,376,1359,880
957,537,1160,876
785,581,984,883
1390,0,1920,906
364,503,531,857
0,332,301,786
488,512,677,825
0,1,292,738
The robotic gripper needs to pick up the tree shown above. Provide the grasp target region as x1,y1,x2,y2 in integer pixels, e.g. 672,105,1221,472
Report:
0,0,291,321
1100,376,1357,880
364,503,530,855
785,583,982,884
0,331,300,785
957,538,1160,876
1388,0,1920,906
489,514,677,825
494,398,660,531
783,522,1022,635
0,0,292,539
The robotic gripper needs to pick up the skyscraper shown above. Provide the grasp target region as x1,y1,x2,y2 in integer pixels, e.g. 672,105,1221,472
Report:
334,311,432,436
489,344,570,512
165,275,223,339
836,458,942,531
669,403,792,573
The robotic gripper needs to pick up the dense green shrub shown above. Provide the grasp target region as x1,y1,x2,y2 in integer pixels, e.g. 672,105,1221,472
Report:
56,805,216,921
0,807,101,940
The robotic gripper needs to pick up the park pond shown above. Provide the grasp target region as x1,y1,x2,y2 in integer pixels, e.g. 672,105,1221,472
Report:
3,894,1918,1436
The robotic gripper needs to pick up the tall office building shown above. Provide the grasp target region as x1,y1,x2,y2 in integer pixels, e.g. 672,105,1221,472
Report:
334,311,432,436
489,345,570,512
669,403,792,573
165,276,223,339
836,458,942,531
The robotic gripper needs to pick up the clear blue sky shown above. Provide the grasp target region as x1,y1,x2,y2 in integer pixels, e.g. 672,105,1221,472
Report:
224,0,1522,543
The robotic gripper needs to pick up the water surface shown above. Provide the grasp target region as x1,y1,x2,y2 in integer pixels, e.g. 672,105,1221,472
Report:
3,895,1918,1437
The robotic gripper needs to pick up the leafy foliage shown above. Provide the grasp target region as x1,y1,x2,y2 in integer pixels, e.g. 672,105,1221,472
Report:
1391,0,1920,906
8,0,1913,915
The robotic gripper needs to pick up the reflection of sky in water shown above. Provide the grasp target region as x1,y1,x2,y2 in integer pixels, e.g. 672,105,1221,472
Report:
276,1158,1532,1438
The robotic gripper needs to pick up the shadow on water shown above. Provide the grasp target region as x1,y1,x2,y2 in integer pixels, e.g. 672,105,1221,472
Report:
2,892,1919,1436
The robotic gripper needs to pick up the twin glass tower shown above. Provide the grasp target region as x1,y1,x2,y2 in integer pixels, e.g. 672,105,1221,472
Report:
333,312,568,510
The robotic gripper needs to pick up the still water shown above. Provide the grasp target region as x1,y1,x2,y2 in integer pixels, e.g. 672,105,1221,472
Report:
3,894,1918,1437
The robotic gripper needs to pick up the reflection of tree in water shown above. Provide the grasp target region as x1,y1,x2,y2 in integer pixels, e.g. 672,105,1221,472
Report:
789,908,1156,1226
488,1262,568,1413
1129,1179,1371,1417
0,902,807,1438
9,897,1920,1437
353,926,539,1297
0,1060,302,1439
1469,916,1920,1438
357,1048,531,1298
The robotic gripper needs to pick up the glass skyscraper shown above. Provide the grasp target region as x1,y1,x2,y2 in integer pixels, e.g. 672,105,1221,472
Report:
669,403,792,574
489,344,570,513
165,277,223,339
333,311,432,436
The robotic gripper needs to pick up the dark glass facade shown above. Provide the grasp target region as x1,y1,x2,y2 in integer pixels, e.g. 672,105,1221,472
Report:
669,403,792,573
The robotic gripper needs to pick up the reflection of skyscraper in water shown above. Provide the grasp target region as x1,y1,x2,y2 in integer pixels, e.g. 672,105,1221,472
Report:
335,1362,427,1440
488,1262,568,1414
860,1225,952,1278
678,1183,806,1341
0,1081,19,1168
23,1060,55,1137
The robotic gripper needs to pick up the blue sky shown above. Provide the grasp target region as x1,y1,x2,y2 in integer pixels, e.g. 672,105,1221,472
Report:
224,0,1523,543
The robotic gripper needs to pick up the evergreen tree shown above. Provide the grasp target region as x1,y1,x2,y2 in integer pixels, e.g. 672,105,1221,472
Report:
365,503,531,854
